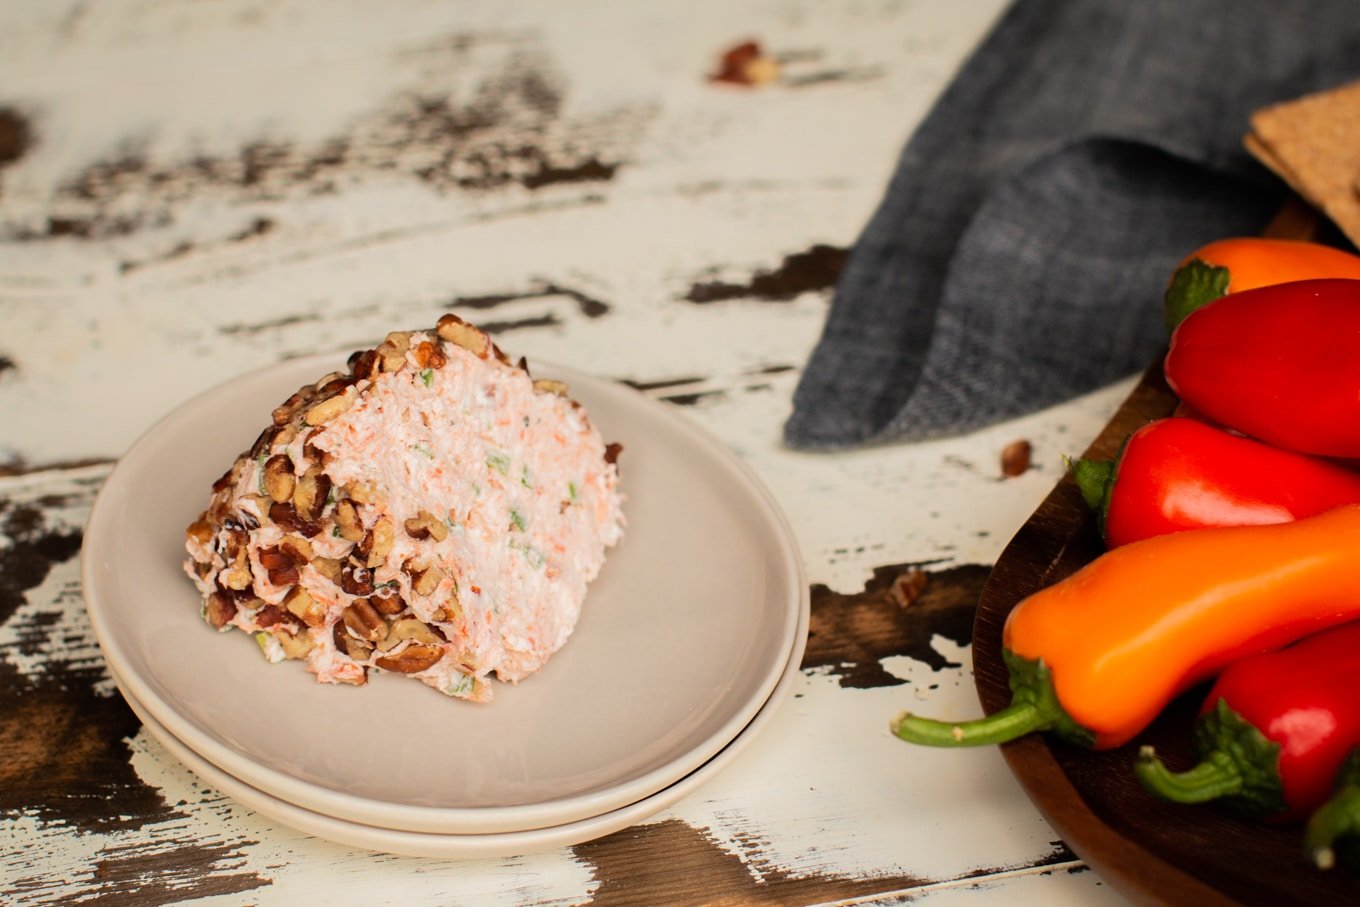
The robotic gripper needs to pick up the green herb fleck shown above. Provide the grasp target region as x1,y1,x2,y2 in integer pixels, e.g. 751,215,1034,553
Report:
521,466,533,489
568,481,578,502
420,368,434,387
256,453,269,495
332,525,342,538
487,450,510,475
445,674,475,697
410,444,436,460
510,508,526,532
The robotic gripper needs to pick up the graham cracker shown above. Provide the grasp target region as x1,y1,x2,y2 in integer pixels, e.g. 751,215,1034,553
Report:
1246,80,1360,248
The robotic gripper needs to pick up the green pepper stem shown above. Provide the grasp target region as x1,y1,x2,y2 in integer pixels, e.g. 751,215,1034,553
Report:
1134,745,1245,803
891,700,1054,748
1305,785,1360,870
1164,258,1230,332
891,653,1095,750
1068,457,1113,514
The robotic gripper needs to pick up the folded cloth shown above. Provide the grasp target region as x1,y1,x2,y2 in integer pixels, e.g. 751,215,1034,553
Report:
784,0,1360,450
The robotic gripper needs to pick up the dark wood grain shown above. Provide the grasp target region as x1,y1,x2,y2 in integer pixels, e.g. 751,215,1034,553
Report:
972,362,1360,906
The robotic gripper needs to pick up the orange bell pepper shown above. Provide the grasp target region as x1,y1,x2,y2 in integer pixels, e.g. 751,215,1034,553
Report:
891,504,1360,751
1163,237,1360,332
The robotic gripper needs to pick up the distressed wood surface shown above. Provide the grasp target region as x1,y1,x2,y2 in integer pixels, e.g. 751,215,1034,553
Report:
1,2,1138,904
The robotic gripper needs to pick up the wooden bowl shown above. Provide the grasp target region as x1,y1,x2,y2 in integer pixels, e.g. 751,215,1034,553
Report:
971,363,1360,906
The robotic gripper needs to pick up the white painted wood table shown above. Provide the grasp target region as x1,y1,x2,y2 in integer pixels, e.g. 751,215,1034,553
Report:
1,2,1139,903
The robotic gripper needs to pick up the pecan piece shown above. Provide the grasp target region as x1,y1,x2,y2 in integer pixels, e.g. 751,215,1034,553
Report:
268,500,322,538
249,423,282,460
262,454,296,504
279,534,314,564
293,466,332,522
363,516,394,569
314,373,356,397
403,510,449,542
212,466,237,493
312,556,343,584
342,599,388,643
370,583,405,615
375,643,443,674
402,556,442,597
204,591,237,629
278,629,315,660
334,498,365,542
257,546,300,587
604,442,623,465
346,482,378,505
220,524,248,560
272,387,312,426
220,552,253,591
349,348,382,380
532,378,568,397
284,585,326,628
340,559,375,596
304,386,356,427
376,331,411,372
435,314,490,358
431,588,462,623
376,617,442,652
254,605,291,628
411,339,448,370
333,620,373,661
186,516,214,548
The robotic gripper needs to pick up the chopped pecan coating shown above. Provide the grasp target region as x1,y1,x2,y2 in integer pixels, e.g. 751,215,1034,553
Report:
284,585,326,628
204,591,237,629
435,314,491,358
340,560,375,596
370,584,405,615
293,466,332,522
304,386,356,427
334,498,365,542
533,378,569,397
343,599,388,643
412,340,448,370
269,500,322,538
364,516,394,568
262,454,296,504
404,510,449,542
375,643,443,674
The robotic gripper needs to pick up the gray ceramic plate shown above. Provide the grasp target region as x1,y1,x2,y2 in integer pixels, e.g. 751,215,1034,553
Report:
106,591,807,859
84,353,806,835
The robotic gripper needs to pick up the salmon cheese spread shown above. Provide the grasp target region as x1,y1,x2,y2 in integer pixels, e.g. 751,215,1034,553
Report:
183,314,625,701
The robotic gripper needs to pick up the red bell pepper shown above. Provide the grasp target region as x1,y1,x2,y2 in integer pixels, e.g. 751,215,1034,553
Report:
1164,237,1360,332
1305,748,1360,871
1164,278,1360,458
1070,417,1360,548
1134,619,1360,822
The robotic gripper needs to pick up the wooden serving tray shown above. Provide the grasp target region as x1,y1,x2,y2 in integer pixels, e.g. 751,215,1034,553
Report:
971,362,1360,906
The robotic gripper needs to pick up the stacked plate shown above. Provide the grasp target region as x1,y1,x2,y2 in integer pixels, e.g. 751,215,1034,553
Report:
83,355,808,858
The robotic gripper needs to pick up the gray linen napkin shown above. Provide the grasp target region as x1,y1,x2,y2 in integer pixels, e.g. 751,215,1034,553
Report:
784,0,1360,450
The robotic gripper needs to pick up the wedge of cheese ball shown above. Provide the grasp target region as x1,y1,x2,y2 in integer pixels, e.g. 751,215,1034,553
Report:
184,314,625,701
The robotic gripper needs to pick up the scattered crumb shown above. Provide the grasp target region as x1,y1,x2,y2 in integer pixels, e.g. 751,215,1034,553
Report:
1000,439,1032,477
710,40,781,87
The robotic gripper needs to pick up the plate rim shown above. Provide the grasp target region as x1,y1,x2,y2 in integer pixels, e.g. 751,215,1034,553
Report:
109,576,809,858
83,352,807,835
